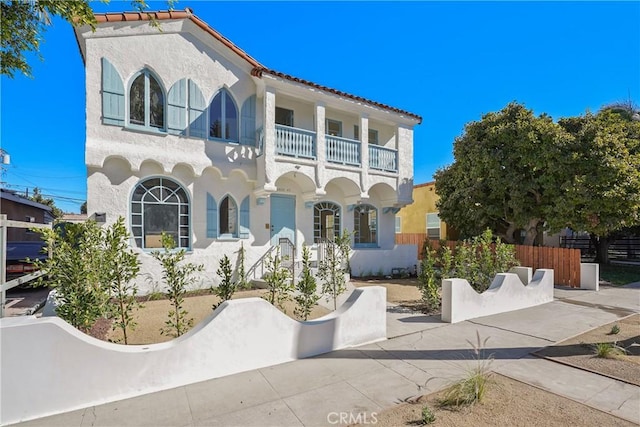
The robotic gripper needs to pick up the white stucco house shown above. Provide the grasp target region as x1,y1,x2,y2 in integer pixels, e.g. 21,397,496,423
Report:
74,8,422,293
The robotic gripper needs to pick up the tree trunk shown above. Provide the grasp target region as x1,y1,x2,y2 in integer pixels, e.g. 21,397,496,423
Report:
593,235,612,264
501,222,517,244
522,219,541,246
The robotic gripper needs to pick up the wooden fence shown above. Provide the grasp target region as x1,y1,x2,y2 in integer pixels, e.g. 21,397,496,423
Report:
396,233,581,288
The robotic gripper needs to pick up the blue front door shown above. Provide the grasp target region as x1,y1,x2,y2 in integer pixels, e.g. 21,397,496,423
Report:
270,194,296,245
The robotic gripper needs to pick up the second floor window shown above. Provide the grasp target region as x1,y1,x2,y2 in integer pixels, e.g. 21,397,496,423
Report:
426,212,441,239
129,70,165,129
354,125,379,144
275,107,294,127
209,89,238,142
327,119,342,137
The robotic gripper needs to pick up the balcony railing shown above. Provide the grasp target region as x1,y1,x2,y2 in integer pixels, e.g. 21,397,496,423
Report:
369,145,398,172
275,125,316,159
326,135,361,166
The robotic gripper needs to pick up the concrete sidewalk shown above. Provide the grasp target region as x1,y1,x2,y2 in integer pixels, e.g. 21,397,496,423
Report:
14,284,640,427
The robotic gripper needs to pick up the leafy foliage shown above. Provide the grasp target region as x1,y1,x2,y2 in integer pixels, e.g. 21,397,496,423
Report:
0,0,173,78
34,220,110,331
33,217,141,335
151,233,203,338
262,247,293,312
29,187,63,218
294,245,320,321
593,342,627,359
421,406,436,425
212,255,236,309
103,217,141,344
554,108,640,262
418,230,519,309
318,230,353,310
435,102,570,245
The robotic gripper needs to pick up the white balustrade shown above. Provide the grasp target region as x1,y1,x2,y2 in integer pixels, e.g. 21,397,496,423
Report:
326,135,361,166
369,145,398,172
275,124,316,159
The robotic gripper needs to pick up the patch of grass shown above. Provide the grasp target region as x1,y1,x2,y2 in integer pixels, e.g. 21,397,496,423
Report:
608,324,621,335
599,264,640,286
593,342,627,359
421,405,436,424
438,332,493,408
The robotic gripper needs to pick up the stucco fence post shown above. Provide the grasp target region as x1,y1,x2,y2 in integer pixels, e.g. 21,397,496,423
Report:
441,268,554,323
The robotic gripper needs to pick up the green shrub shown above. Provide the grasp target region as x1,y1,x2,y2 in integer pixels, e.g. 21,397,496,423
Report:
212,255,236,309
152,233,203,338
421,406,436,424
594,342,626,358
294,245,320,320
318,230,353,310
263,247,293,312
608,324,621,335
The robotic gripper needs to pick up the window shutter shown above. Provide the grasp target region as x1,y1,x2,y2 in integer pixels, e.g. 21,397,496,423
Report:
239,196,250,238
167,78,187,135
207,193,218,238
240,95,256,146
101,58,125,126
188,80,207,138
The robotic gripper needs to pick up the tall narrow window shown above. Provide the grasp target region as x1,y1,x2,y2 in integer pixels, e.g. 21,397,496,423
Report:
130,177,189,249
426,213,441,239
219,195,238,237
128,70,165,130
209,89,238,142
354,204,377,246
395,215,402,233
313,202,341,242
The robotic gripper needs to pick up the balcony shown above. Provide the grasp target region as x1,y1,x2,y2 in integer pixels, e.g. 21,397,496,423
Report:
326,135,360,166
270,124,398,173
275,125,316,159
369,145,397,173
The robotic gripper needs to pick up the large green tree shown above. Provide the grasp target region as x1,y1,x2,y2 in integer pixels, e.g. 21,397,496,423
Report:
553,107,640,263
1,0,171,78
434,102,571,245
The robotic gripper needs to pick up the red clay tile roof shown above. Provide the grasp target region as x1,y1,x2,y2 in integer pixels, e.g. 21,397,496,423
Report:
80,8,422,123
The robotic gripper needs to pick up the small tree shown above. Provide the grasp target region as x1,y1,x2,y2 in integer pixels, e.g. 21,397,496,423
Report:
318,230,353,310
235,242,249,290
152,233,203,338
294,245,320,320
418,241,440,311
263,247,293,312
212,255,236,309
103,217,142,345
33,220,111,332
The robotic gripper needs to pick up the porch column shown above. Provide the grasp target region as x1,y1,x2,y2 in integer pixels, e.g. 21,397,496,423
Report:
262,86,277,191
359,113,370,196
397,124,413,204
315,102,326,189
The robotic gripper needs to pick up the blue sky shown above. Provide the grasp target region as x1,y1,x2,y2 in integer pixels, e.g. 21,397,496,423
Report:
1,1,639,213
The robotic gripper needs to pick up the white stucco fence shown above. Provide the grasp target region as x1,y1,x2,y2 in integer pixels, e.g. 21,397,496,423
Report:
0,287,386,425
441,268,554,323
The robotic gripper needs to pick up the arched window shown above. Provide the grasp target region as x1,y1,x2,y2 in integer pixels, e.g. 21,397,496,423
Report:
209,89,238,142
131,177,189,249
219,195,238,237
129,70,165,130
314,202,340,242
354,204,377,247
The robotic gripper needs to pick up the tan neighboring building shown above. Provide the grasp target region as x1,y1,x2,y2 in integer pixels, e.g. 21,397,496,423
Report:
396,182,458,240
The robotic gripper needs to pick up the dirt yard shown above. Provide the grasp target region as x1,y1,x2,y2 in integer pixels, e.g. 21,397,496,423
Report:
369,373,635,426
535,314,640,386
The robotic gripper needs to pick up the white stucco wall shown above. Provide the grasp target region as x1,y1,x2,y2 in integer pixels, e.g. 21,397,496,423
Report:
0,287,386,426
441,268,555,323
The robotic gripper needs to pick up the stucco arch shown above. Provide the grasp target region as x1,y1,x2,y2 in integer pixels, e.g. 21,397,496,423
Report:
172,163,196,185
138,159,165,176
228,168,251,183
274,171,316,194
325,177,361,199
103,156,132,186
368,182,397,205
